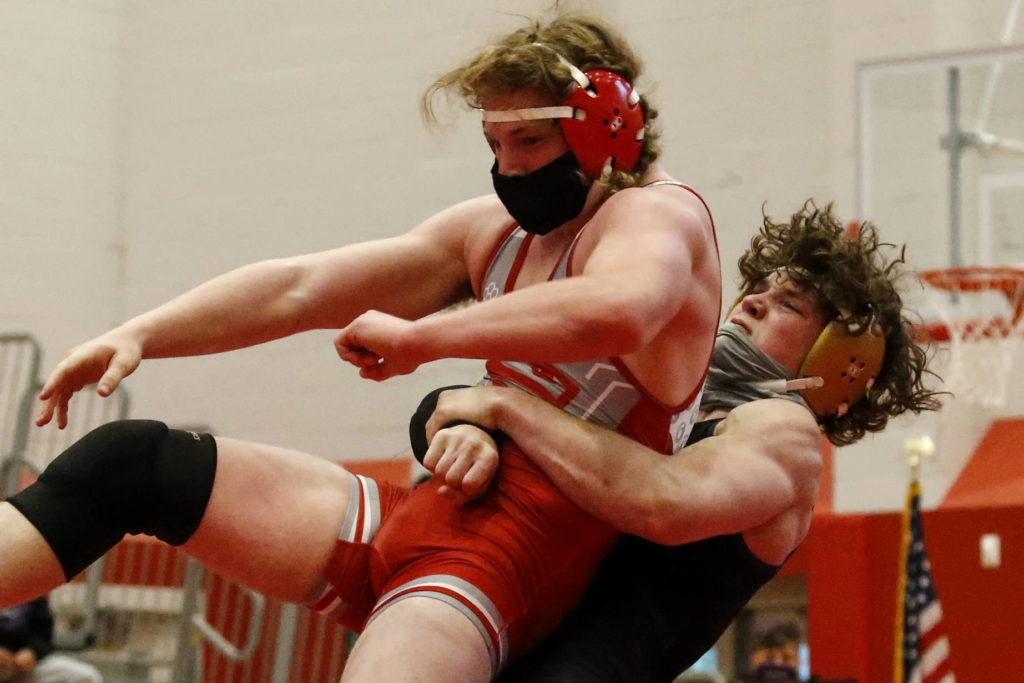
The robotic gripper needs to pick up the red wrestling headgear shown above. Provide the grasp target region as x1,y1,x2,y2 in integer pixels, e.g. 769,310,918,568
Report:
480,48,645,179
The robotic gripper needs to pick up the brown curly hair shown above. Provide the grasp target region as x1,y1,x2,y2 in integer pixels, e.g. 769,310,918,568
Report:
421,13,660,192
737,200,942,446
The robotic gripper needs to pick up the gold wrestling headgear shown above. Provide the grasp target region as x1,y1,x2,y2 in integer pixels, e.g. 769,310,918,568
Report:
797,319,885,417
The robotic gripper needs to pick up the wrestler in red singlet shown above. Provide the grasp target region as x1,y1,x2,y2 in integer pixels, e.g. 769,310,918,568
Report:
305,183,717,672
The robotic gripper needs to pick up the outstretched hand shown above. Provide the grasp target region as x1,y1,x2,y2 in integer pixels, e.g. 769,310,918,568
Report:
37,333,142,429
334,310,423,381
422,424,500,502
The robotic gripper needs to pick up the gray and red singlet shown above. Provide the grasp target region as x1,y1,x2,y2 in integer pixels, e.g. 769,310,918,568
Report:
305,182,718,675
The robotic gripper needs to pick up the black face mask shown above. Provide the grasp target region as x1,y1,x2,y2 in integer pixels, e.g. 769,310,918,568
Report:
491,152,592,235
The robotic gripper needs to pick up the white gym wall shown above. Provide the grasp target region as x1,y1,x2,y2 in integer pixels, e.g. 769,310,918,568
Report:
2,0,1021,511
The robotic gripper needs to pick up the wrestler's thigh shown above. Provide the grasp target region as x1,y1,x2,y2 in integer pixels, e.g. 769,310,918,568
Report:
0,502,66,606
341,597,492,683
183,437,352,603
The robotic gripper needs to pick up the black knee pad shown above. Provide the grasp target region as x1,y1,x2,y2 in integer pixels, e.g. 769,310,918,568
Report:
7,419,217,580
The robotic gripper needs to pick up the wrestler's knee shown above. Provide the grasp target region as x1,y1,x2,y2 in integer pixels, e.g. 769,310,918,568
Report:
7,419,217,579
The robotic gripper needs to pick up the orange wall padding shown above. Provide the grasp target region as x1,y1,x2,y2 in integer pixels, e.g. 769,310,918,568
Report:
804,506,1024,682
943,418,1024,508
805,515,876,682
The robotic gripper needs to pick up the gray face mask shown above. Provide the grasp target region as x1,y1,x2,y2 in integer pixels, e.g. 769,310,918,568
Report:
701,322,811,414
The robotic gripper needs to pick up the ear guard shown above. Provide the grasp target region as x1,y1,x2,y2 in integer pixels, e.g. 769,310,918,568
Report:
797,320,885,417
480,53,645,178
560,68,645,177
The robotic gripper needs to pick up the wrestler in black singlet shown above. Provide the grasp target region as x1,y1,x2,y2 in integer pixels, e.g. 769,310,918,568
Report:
496,419,781,683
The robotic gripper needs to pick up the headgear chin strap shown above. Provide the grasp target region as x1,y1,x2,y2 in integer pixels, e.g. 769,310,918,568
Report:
480,47,645,179
797,319,885,417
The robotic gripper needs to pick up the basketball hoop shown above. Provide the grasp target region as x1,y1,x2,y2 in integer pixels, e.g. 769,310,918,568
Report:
916,266,1024,408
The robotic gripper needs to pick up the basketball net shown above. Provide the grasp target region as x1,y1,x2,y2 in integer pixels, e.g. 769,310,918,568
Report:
916,266,1024,409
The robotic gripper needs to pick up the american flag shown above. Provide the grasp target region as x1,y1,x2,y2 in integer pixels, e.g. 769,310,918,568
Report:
895,479,955,683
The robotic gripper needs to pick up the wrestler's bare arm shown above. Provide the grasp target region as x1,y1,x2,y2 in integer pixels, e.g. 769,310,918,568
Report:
335,187,717,383
36,197,498,428
426,387,822,551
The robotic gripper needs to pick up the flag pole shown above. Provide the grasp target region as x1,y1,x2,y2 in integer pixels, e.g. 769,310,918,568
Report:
894,435,935,682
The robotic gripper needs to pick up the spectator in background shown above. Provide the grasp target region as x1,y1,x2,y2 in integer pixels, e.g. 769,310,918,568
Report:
747,622,801,682
0,597,102,683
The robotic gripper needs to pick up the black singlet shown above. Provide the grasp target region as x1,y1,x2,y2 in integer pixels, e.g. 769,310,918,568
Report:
497,418,781,683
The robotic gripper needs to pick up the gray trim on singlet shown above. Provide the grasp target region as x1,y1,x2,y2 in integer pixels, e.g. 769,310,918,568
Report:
367,574,508,675
337,474,381,544
360,476,381,541
302,474,385,618
482,230,528,301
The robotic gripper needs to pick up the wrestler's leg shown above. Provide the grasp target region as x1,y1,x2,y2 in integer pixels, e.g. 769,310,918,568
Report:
1,430,352,607
0,502,65,605
341,597,492,683
181,436,352,602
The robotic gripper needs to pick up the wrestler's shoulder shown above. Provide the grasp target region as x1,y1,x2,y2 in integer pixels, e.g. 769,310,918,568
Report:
596,179,711,230
415,194,516,274
427,193,511,232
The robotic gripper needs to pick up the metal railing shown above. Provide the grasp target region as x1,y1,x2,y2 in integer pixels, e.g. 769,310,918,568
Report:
2,331,349,683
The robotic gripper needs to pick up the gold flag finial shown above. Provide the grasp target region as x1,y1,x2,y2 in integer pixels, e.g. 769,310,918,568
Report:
902,434,935,481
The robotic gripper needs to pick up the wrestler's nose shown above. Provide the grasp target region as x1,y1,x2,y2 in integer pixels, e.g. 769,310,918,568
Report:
495,151,529,176
742,293,765,319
